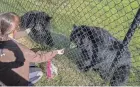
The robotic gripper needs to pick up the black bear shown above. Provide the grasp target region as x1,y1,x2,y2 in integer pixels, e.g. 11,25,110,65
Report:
70,25,131,86
20,11,54,47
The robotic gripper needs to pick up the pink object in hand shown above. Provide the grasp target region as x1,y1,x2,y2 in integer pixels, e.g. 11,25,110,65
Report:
46,60,52,79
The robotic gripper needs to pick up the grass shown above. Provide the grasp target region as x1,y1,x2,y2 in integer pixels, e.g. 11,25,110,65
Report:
0,0,140,86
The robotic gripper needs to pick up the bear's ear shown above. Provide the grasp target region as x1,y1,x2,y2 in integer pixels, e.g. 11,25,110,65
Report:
73,24,77,29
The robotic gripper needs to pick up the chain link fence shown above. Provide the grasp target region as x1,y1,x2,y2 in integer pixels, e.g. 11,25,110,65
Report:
0,0,140,86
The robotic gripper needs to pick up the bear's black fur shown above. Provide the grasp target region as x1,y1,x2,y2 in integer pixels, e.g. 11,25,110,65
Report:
20,11,54,47
70,25,131,86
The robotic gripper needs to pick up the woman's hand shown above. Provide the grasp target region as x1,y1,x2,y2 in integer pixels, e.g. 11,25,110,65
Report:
56,48,65,55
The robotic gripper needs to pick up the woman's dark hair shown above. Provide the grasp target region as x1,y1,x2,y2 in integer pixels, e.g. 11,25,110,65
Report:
0,12,19,41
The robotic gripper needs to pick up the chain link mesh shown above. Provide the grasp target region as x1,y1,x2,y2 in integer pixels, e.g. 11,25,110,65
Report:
0,0,140,86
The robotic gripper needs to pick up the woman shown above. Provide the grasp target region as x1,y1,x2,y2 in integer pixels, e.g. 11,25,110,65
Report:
0,12,64,86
